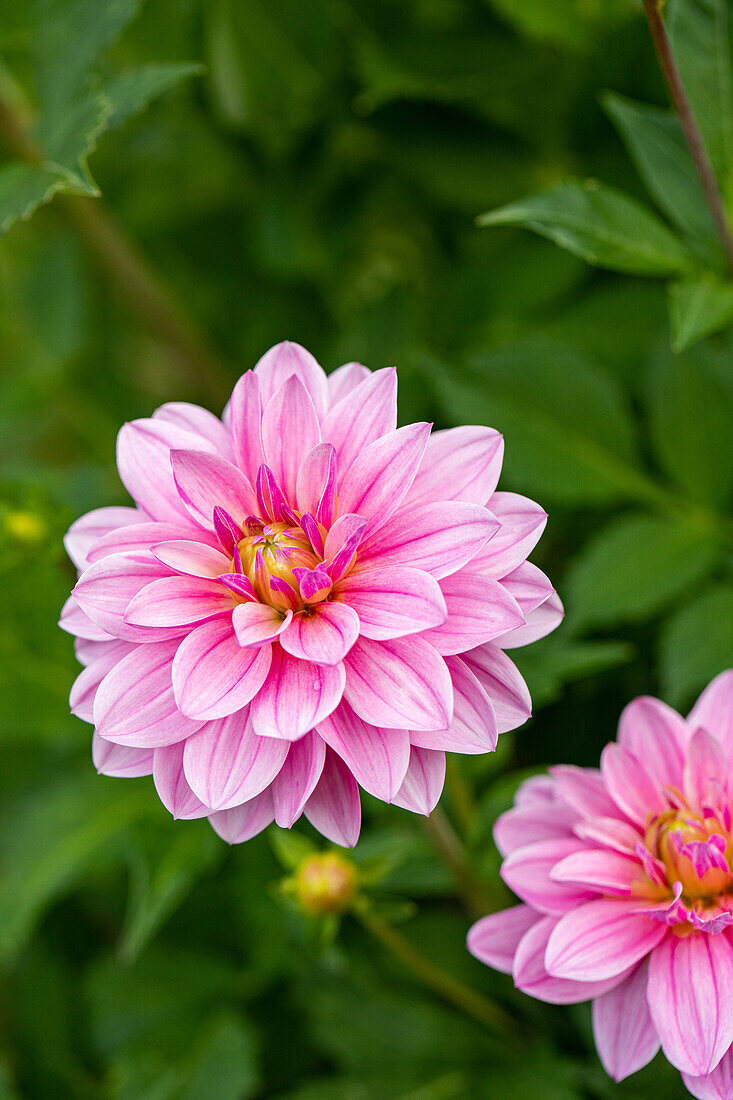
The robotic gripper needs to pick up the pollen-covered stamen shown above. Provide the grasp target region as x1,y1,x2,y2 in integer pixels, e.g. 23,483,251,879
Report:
645,807,733,902
232,520,323,610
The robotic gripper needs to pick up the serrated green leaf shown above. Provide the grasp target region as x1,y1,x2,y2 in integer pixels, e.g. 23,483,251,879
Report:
0,162,74,235
102,62,204,131
660,584,733,706
565,514,721,630
38,92,110,193
479,182,696,276
602,93,721,265
436,342,643,505
668,275,733,350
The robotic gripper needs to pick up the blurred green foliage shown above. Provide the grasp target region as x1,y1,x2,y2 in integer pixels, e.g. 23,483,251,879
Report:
0,0,731,1097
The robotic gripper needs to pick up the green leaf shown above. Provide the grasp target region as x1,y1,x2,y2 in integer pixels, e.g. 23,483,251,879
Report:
660,583,733,706
37,92,110,193
646,344,733,507
102,63,204,131
565,514,721,630
269,826,317,871
0,163,77,234
478,182,696,276
436,342,642,505
485,0,635,52
668,275,733,350
602,93,720,265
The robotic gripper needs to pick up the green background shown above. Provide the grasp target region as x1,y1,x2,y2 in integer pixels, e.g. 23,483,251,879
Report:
1,1,732,1097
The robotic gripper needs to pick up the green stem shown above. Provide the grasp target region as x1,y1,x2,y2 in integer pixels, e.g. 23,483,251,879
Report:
422,806,494,918
355,906,517,1036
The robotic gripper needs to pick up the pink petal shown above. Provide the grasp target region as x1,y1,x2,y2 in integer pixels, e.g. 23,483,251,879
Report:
499,561,554,616
573,816,642,854
515,775,557,807
153,401,233,458
470,492,547,578
172,618,272,720
64,506,141,570
208,789,275,843
461,644,532,734
501,837,593,915
261,375,321,504
648,930,733,1076
335,565,447,640
494,804,576,858
183,711,289,811
87,521,219,564
344,635,453,732
320,367,397,481
498,590,564,649
549,765,620,821
514,916,632,1004
684,727,727,807
280,603,360,665
153,742,210,819
117,418,218,523
150,540,230,578
228,371,264,485
338,422,431,532
409,656,497,754
545,899,667,982
405,425,504,508
272,731,327,827
550,849,640,896
171,449,257,530
327,361,370,403
125,576,233,627
688,670,733,755
391,746,446,816
317,700,410,801
60,596,114,642
323,513,367,582
467,905,538,974
296,443,337,523
233,603,292,647
254,341,329,419
601,743,667,825
618,696,687,790
592,960,660,1082
421,571,525,655
683,1047,733,1100
70,640,135,722
72,551,176,641
92,733,154,778
94,640,205,747
358,501,498,580
250,646,345,740
304,748,361,847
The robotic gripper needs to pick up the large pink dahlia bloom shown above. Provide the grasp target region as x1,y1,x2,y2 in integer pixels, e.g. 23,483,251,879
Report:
468,671,733,1099
61,342,561,848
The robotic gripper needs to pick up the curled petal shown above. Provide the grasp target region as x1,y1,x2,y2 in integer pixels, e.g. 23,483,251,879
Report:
296,443,337,525
172,618,272,720
304,748,361,847
233,603,292,647
280,603,360,665
461,644,531,734
153,402,233,458
150,540,230,578
92,733,154,778
117,418,217,523
470,491,547,578
209,789,275,844
501,837,593,915
514,916,632,1005
498,591,564,649
250,646,345,740
72,551,176,641
153,742,210,819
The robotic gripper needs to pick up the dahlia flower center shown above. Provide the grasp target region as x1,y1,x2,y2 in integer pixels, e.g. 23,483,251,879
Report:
647,807,733,902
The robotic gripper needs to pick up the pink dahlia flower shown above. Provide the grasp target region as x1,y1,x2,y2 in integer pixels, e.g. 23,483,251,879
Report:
61,342,561,848
468,671,733,1098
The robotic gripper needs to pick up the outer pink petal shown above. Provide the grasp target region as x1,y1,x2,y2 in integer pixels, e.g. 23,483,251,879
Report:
250,646,345,740
87,521,219,564
183,711,289,811
573,816,642,854
338,423,431,532
229,371,264,485
499,561,554,617
272,731,327,827
514,916,632,1004
327,361,370,404
304,748,361,847
335,565,447,640
280,603,359,665
592,960,660,1082
391,746,446,815
688,670,733,754
421,572,525,655
684,727,728,807
648,931,733,1076
601,743,667,825
170,449,256,529
254,341,329,420
261,375,321,504
232,603,292,647
153,401,233,459
117,419,218,523
125,576,233,627
461,644,532,734
470,492,547,578
466,905,539,974
317,700,410,801
94,640,205,747
70,639,135,722
92,733,154,778
172,618,272,720
72,551,176,641
405,426,504,508
549,765,620,821
618,696,687,790
344,636,453,732
60,597,114,641
208,789,275,843
498,591,564,649
320,367,397,480
409,656,497,754
64,506,141,570
683,1048,733,1100
494,804,577,858
153,742,210,819
150,540,230,578
358,501,498,580
501,837,593,915
550,849,640,897
545,899,667,982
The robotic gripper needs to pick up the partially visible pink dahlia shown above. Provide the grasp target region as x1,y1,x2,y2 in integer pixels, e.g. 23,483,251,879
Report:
468,671,733,1099
61,342,561,847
